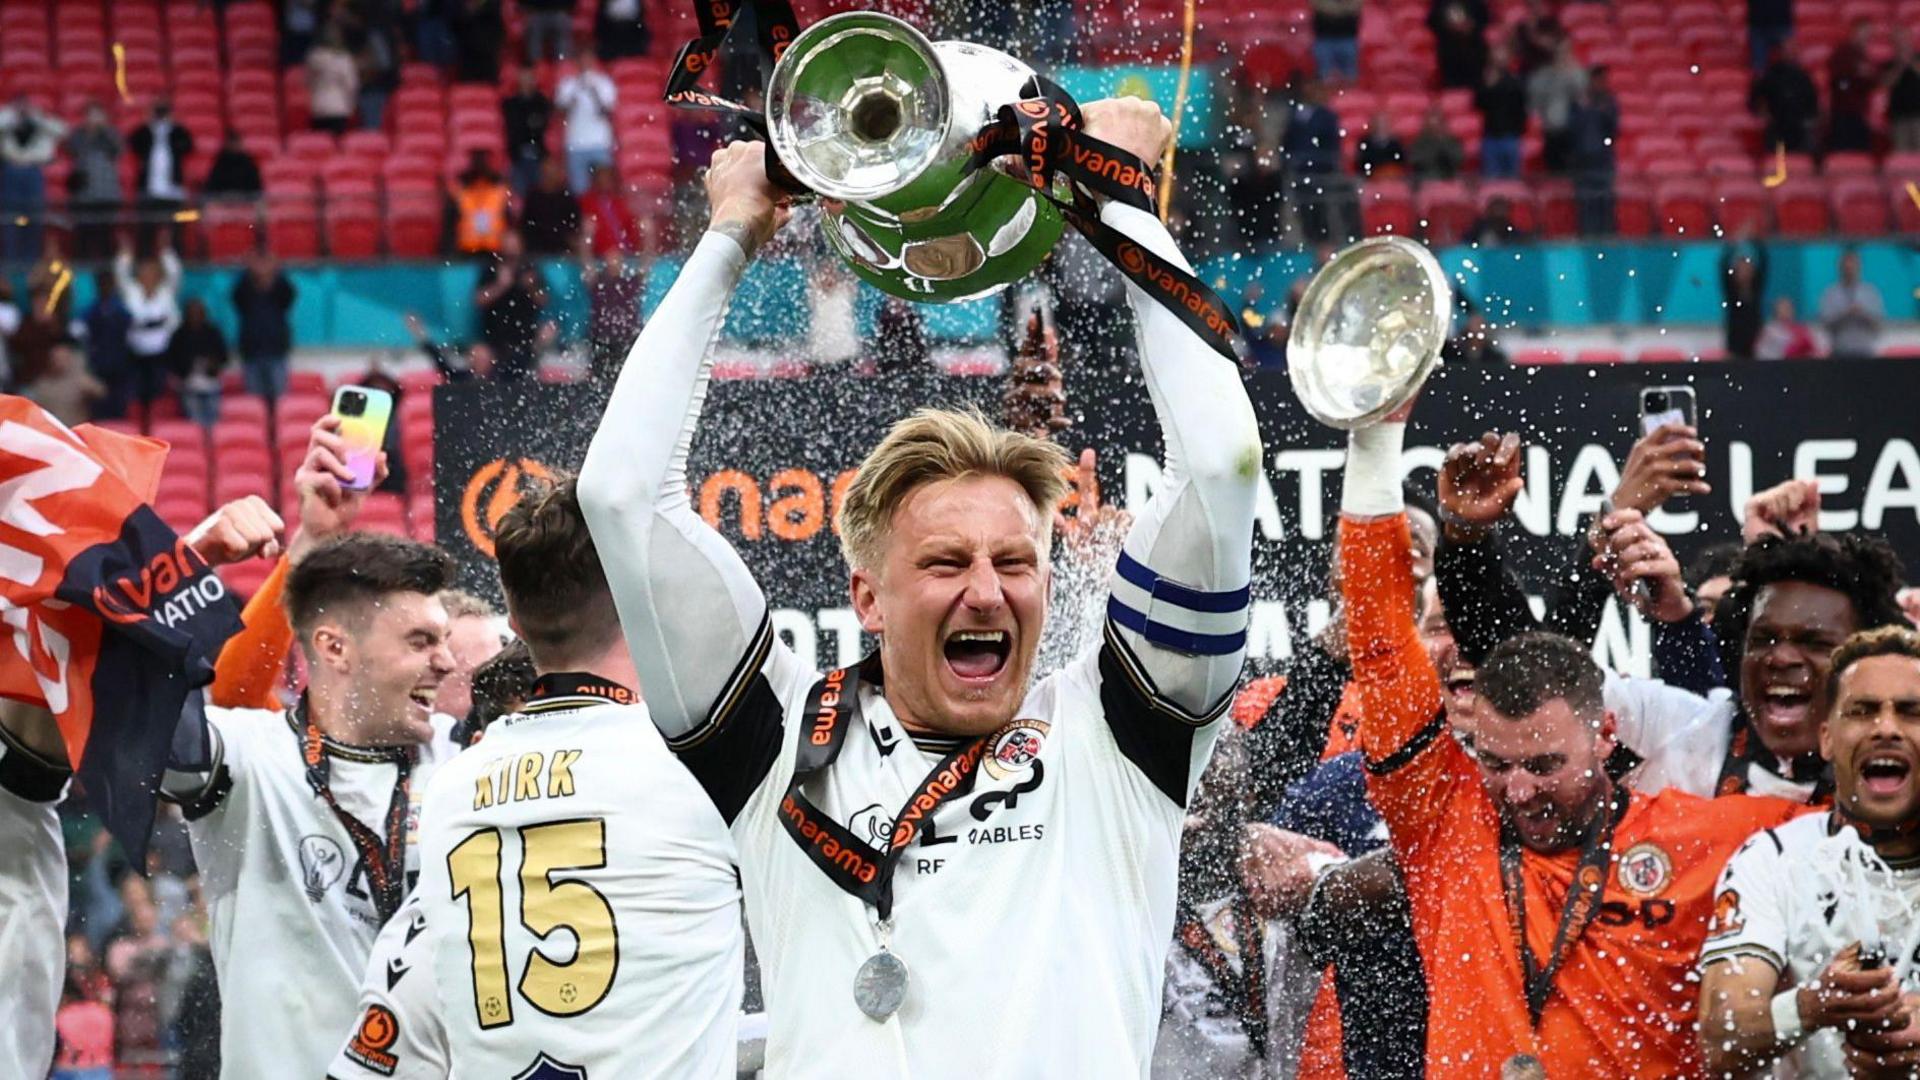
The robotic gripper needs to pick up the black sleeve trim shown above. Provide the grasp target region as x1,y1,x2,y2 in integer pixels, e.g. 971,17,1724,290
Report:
171,765,233,822
673,671,786,826
0,724,70,803
668,611,775,754
1098,626,1231,809
1365,710,1449,777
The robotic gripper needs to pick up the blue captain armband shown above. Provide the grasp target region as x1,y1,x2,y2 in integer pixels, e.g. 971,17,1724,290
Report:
1105,551,1251,657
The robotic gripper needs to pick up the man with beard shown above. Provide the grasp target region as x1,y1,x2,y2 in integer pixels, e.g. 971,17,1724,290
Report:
1699,625,1920,1076
1336,399,1801,1076
579,98,1261,1074
1435,435,1909,802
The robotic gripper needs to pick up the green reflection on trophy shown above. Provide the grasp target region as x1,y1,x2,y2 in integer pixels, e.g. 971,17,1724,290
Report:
765,10,1068,303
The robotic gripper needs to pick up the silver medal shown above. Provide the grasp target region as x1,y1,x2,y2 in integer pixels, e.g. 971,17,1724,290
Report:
853,949,910,1020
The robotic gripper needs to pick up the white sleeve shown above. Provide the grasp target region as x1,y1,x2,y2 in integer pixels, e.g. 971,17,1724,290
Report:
0,731,68,1080
1604,673,1712,756
326,895,449,1080
1098,202,1262,720
578,232,806,820
1699,827,1791,974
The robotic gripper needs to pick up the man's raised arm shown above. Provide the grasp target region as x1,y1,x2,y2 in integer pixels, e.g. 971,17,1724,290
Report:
578,143,796,810
1094,101,1263,725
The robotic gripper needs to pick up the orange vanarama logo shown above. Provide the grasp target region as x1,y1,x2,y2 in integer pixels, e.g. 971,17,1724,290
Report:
460,457,556,558
345,1004,399,1075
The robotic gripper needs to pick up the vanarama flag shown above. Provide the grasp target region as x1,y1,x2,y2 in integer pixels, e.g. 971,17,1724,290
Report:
0,396,242,860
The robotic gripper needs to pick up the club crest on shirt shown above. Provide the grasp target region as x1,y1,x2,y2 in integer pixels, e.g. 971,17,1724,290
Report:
1617,842,1673,897
984,719,1050,781
344,1004,400,1076
1706,888,1745,939
298,834,347,903
848,803,894,848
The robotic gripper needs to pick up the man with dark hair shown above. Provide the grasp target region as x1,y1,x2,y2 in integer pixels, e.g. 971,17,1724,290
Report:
1699,624,1920,1076
162,529,459,1080
1440,443,1908,803
456,638,535,746
1687,542,1744,625
1335,396,1800,1076
330,477,742,1079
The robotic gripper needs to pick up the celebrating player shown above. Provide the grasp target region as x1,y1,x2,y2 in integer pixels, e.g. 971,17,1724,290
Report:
1335,401,1804,1076
162,522,459,1078
579,97,1261,1074
329,478,743,1079
0,700,68,1079
1698,625,1920,1076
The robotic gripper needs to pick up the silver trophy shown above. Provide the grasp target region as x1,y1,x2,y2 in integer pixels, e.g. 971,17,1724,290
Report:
1286,236,1453,429
765,11,1067,303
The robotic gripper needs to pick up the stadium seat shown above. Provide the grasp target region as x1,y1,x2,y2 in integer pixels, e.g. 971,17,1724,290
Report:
1638,347,1695,363
1890,179,1920,233
1613,178,1656,237
1416,180,1476,246
1711,176,1772,235
1655,178,1714,237
202,201,260,262
1823,153,1878,178
1358,179,1417,236
217,557,275,600
1535,181,1580,239
1512,348,1567,365
1574,349,1627,364
1771,177,1832,237
1832,178,1889,234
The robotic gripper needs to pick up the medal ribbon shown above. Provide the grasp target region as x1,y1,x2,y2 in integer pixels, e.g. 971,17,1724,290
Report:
1497,791,1629,1028
662,1,1243,362
295,696,413,924
777,660,990,922
1713,718,1831,800
1174,895,1270,1059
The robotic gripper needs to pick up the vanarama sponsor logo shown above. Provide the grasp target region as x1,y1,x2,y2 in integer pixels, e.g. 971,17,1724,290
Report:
810,667,847,745
344,1004,400,1076
781,794,879,883
889,741,987,850
460,457,556,557
92,535,223,626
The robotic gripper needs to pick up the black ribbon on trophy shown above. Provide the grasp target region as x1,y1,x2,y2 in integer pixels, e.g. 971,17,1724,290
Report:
660,0,1244,362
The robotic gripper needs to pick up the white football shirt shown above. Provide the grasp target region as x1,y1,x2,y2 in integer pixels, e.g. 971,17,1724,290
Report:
168,705,456,1080
685,628,1224,1079
405,694,743,1079
1701,812,1920,1077
326,892,449,1080
0,732,68,1080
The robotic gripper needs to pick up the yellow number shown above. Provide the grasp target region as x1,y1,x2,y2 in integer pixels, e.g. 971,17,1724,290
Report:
518,819,617,1016
448,828,512,1030
447,819,617,1029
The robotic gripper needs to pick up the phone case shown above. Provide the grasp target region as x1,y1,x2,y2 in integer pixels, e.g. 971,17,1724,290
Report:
332,387,393,491
1639,388,1696,437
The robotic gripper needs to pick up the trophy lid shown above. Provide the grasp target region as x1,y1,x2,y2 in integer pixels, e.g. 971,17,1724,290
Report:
1286,236,1452,430
766,11,952,203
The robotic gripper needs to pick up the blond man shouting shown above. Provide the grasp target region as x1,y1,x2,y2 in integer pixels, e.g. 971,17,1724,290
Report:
579,99,1261,1078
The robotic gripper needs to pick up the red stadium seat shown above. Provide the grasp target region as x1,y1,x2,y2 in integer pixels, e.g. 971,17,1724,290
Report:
202,201,260,261
1823,152,1878,177
1832,178,1889,234
1574,348,1627,364
1772,177,1832,236
1655,178,1713,237
1892,179,1920,233
1638,347,1695,363
1416,180,1476,246
1711,176,1772,235
1535,181,1580,239
217,557,275,600
1359,180,1418,237
1476,180,1539,235
326,200,382,260
1512,348,1567,365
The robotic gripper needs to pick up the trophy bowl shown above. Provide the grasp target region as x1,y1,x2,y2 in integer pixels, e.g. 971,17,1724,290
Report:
1286,236,1452,430
765,11,1067,303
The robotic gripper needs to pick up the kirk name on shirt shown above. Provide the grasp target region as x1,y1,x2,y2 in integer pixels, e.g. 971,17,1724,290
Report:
472,749,583,811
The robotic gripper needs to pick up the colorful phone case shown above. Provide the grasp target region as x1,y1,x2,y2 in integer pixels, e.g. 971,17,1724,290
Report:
331,386,393,491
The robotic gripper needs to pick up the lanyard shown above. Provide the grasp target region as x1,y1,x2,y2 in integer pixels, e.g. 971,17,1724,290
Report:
777,660,990,923
1714,717,1831,800
1174,895,1270,1059
1497,791,1629,1028
295,697,413,924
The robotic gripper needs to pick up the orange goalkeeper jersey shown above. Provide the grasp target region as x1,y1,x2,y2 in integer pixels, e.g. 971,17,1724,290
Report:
1341,514,1802,1078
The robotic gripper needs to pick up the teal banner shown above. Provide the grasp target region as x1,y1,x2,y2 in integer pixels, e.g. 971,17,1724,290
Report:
1050,64,1216,150
43,239,1914,351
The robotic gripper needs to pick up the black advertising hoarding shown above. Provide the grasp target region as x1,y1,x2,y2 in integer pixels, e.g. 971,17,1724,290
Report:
436,358,1920,673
